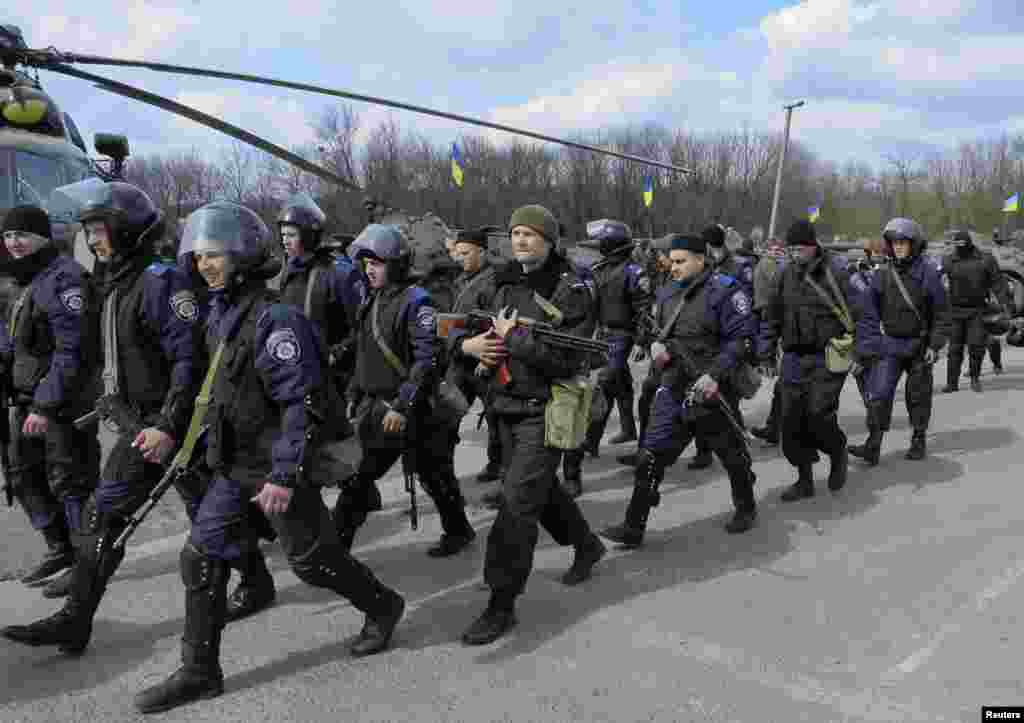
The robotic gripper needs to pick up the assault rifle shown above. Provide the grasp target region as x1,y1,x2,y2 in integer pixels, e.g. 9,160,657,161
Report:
436,311,610,385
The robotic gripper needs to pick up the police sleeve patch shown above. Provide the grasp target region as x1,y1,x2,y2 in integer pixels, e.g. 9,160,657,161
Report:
416,305,436,332
59,287,84,314
266,328,302,364
169,290,199,324
732,290,751,315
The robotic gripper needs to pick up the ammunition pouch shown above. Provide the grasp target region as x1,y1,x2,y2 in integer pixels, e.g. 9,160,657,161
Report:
544,376,595,450
825,333,855,374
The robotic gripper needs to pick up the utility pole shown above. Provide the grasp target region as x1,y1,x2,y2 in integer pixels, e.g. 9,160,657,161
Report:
767,100,805,241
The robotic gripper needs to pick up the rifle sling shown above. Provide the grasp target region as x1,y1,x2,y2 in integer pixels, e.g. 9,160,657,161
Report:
370,292,410,379
171,340,224,467
888,267,924,325
804,265,854,333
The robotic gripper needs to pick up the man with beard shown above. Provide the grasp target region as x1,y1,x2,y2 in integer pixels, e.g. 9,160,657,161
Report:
0,206,99,598
850,219,947,464
2,179,202,654
757,220,853,501
337,224,476,557
602,233,758,546
942,230,1012,393
134,202,404,713
454,205,605,645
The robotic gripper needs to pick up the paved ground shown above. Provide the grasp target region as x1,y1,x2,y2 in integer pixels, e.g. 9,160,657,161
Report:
1,354,1023,722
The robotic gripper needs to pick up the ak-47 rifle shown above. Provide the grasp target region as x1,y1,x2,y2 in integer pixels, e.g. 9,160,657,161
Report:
671,344,753,467
436,311,610,385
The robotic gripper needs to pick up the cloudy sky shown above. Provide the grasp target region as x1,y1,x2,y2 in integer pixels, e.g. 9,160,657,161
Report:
11,1,1024,170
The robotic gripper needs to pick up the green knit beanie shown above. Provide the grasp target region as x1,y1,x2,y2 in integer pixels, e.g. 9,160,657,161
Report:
508,204,559,243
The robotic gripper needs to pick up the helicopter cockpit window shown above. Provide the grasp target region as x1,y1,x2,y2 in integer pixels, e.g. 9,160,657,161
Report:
13,151,92,208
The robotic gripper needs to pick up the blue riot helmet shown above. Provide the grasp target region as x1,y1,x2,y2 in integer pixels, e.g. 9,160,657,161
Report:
49,177,163,259
277,192,327,250
179,201,280,283
883,218,926,268
586,218,633,255
350,223,412,280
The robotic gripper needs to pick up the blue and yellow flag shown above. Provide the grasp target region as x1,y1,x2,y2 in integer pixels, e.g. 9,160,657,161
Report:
1003,193,1019,213
451,142,464,188
643,175,654,208
808,205,821,223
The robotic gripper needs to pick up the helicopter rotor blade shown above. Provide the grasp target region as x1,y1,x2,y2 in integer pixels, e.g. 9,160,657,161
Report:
44,63,363,192
30,50,691,175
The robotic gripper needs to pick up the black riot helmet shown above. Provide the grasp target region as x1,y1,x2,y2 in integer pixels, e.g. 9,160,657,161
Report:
179,201,281,287
49,177,163,261
277,192,327,251
350,224,412,282
586,218,633,255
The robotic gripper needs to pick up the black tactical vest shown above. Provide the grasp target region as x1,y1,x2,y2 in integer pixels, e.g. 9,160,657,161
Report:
592,255,634,330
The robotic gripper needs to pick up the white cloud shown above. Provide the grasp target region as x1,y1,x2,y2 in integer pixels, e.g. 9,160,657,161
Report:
167,89,316,152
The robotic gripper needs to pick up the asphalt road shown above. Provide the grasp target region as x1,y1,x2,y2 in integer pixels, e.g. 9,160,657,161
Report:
2,354,1023,722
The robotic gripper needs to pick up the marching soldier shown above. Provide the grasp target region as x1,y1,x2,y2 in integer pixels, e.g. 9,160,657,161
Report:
336,224,476,557
689,225,755,469
942,230,1012,393
0,206,99,598
602,233,758,547
757,220,854,501
2,179,202,654
561,220,650,495
447,227,503,484
135,202,404,713
850,218,947,465
454,205,605,645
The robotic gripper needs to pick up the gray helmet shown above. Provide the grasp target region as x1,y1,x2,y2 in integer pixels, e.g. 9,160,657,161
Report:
350,224,412,279
585,218,633,255
179,201,280,280
277,192,327,249
49,177,162,256
882,217,926,257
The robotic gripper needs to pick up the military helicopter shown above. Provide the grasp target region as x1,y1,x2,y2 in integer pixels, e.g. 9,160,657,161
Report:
0,22,689,282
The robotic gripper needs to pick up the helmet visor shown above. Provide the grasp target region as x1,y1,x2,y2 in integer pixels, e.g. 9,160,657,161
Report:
179,204,269,259
47,178,112,223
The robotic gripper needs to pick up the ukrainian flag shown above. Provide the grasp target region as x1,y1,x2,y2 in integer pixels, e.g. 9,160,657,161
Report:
1003,193,1019,213
808,205,820,223
643,175,654,208
451,142,464,188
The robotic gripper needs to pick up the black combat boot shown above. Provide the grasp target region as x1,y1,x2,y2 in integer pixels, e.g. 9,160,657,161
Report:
21,522,74,587
780,463,815,502
462,591,517,646
849,429,884,466
601,451,660,548
426,482,476,558
135,545,229,714
225,547,276,623
561,532,606,585
561,451,584,498
827,446,848,491
725,470,758,534
350,585,405,656
905,430,927,460
943,351,963,393
3,508,125,654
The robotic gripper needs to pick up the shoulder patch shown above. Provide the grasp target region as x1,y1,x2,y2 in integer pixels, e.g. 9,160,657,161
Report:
266,328,302,364
717,273,736,287
731,289,751,315
416,305,437,332
169,290,199,323
146,262,173,277
59,287,84,314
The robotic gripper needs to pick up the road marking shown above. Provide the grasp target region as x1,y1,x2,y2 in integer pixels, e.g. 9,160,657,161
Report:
882,560,1024,682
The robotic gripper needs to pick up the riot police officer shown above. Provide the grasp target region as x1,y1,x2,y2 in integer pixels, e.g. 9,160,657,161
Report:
448,226,503,483
560,220,650,494
689,225,756,469
2,179,202,654
602,233,758,546
850,218,947,464
455,205,605,645
132,202,405,713
757,220,854,501
337,224,476,557
0,206,99,597
942,230,1012,392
